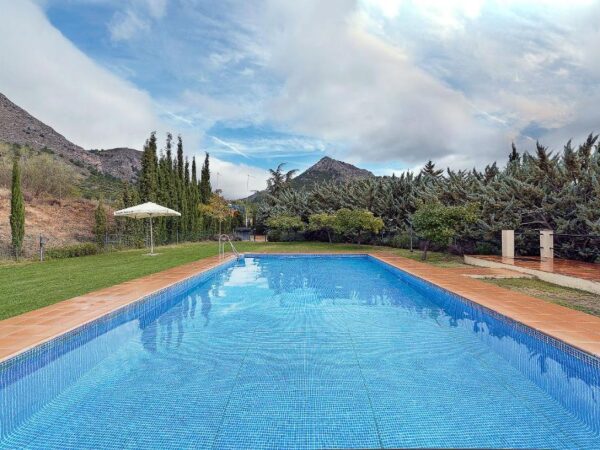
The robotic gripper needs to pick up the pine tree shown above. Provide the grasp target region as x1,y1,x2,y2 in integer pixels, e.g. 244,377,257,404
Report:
535,142,553,174
10,156,25,259
94,199,108,248
563,140,580,182
483,162,499,183
421,160,443,178
199,152,211,204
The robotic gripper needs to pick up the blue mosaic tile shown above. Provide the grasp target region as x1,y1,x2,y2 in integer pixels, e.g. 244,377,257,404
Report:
1,254,599,449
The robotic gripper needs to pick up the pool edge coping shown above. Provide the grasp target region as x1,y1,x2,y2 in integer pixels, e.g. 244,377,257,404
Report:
0,255,235,364
367,253,600,360
1,251,599,364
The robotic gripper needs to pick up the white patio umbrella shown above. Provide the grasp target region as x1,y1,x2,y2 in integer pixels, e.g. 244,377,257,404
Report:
114,202,181,255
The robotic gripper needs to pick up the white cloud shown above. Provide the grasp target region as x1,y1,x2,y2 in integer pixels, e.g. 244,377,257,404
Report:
208,157,269,199
248,0,600,169
257,0,505,168
109,10,150,41
0,0,161,150
108,0,168,41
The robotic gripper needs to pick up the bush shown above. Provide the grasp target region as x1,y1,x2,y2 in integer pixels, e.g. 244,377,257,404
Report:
474,242,500,255
266,229,283,242
333,209,384,244
388,233,414,249
266,214,305,241
46,243,100,259
412,202,479,259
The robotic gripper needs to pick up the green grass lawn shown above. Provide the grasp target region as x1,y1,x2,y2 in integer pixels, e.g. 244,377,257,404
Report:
0,241,461,320
482,277,600,317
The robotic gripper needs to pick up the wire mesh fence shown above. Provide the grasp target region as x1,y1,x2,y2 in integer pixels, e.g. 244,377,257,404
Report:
554,233,600,262
514,231,540,257
0,230,227,262
2,228,598,262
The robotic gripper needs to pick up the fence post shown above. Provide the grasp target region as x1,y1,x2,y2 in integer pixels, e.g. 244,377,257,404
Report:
540,230,554,260
501,230,514,259
39,235,45,262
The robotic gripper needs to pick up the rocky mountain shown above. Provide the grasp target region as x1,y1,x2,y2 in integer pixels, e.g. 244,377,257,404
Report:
291,156,373,189
0,93,141,181
90,147,142,181
245,156,373,201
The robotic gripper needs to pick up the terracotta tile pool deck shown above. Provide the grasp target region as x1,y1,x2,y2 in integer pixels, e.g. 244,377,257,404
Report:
0,254,234,363
0,251,599,363
472,255,600,283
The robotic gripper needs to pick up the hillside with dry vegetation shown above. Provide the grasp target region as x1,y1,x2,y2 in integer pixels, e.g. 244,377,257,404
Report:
0,187,104,258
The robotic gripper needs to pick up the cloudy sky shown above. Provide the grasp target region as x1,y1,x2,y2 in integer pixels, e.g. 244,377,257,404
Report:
1,0,600,197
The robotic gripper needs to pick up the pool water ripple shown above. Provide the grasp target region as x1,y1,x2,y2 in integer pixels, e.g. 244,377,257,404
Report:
0,255,599,449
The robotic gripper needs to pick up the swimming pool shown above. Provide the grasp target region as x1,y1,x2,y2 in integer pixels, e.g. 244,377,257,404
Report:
1,254,599,449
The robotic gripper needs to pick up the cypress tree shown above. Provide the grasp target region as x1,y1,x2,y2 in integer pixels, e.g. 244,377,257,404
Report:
177,135,184,181
508,142,520,163
184,157,190,186
10,156,25,259
191,157,197,186
165,132,173,171
178,182,188,239
129,187,145,246
199,152,211,204
139,132,159,201
190,157,201,235
155,148,170,244
122,181,131,207
94,198,108,248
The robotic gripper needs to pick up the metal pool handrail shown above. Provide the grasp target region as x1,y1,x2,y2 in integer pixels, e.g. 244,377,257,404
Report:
218,234,241,259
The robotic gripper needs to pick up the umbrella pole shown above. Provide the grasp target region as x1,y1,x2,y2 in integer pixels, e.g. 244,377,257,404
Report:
150,217,154,255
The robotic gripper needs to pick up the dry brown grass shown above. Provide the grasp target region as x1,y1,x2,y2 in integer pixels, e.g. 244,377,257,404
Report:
0,188,104,257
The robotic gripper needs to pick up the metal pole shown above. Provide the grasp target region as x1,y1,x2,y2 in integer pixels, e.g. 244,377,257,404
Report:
150,217,154,255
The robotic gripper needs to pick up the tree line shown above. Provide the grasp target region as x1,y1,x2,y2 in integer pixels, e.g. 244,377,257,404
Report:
107,132,240,247
7,131,241,258
109,132,216,246
258,135,600,262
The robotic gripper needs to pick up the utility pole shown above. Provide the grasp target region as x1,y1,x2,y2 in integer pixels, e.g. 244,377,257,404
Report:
246,174,255,228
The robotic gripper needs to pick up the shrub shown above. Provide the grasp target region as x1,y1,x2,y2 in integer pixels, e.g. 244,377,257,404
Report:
412,202,479,259
308,213,336,243
333,209,384,244
266,214,304,241
388,233,414,249
266,229,283,242
46,243,100,259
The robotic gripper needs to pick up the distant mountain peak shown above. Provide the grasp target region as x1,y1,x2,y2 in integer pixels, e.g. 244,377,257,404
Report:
243,156,373,201
291,156,373,188
306,156,372,175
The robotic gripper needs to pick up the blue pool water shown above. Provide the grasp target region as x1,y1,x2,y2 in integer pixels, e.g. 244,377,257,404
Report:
1,255,599,449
